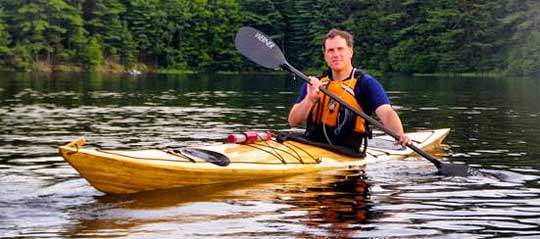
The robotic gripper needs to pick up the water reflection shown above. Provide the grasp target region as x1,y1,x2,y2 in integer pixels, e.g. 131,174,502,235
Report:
39,165,540,238
275,170,377,238
62,169,374,238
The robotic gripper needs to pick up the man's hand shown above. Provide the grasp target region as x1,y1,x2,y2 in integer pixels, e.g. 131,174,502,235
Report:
306,76,322,103
396,132,411,146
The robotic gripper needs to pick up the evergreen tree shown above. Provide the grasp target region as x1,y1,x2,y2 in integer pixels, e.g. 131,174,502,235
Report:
2,0,84,65
122,0,167,66
207,0,243,71
0,8,10,56
59,0,86,63
83,0,126,58
286,0,328,69
347,0,408,72
388,0,439,73
426,0,504,72
240,0,284,35
183,0,213,70
505,0,540,76
239,0,285,70
119,21,137,67
160,0,191,69
4,0,49,63
7,44,32,70
85,36,103,67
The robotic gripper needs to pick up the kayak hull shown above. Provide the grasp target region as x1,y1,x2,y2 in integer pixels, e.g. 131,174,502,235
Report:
59,129,450,194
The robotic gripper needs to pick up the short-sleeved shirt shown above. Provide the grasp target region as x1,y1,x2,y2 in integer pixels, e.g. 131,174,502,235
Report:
295,72,391,115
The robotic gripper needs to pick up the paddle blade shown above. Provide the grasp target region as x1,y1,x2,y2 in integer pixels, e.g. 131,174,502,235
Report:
438,163,475,177
235,26,286,70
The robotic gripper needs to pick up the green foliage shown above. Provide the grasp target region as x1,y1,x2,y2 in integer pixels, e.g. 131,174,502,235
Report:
0,0,537,75
507,30,540,76
83,0,126,58
505,0,540,76
122,0,165,65
389,39,436,74
85,36,103,67
119,21,137,67
0,8,11,57
3,0,83,63
5,44,33,70
239,0,285,70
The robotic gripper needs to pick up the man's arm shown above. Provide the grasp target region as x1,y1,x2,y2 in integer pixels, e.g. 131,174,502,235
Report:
288,99,314,127
375,104,410,145
288,77,322,127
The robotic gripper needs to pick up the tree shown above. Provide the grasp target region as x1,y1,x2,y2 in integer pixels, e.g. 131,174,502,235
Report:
59,0,86,63
286,0,333,70
83,0,126,58
386,0,447,73
85,36,103,67
239,0,285,70
505,0,540,76
0,8,10,56
426,0,504,72
122,0,167,66
4,0,49,63
160,0,192,69
206,0,243,71
2,0,84,66
118,21,137,67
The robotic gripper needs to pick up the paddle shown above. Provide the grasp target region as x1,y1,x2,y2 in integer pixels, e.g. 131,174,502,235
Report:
235,26,476,177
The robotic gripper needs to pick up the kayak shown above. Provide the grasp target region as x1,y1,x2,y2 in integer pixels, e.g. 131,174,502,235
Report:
59,128,450,194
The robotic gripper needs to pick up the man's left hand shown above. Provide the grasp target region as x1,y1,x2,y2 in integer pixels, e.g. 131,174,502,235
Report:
396,133,411,146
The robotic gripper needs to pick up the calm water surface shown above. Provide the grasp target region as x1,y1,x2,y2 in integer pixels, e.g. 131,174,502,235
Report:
1,72,539,238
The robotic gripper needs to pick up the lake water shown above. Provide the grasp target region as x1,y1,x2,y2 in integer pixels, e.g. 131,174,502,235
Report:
1,72,539,238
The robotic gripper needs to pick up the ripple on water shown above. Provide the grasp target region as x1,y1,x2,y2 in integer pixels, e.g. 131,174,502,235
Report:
2,74,540,238
357,160,540,237
419,107,440,111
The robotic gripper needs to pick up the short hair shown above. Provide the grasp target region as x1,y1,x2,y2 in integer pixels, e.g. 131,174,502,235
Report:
322,29,354,51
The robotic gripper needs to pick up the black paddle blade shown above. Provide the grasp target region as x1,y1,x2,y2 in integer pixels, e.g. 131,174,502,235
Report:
176,148,230,167
438,163,477,177
235,27,286,70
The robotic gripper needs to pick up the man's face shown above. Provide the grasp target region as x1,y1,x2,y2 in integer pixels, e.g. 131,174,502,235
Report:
323,36,354,72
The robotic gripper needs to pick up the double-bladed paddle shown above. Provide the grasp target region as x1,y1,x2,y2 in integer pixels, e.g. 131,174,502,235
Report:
235,26,477,177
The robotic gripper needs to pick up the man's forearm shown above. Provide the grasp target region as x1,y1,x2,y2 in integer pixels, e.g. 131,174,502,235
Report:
375,104,404,134
288,99,314,127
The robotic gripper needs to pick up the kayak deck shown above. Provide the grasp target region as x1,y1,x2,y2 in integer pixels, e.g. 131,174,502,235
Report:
59,128,450,194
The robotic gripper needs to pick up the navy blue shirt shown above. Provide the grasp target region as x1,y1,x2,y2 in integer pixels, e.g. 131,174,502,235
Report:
295,73,391,115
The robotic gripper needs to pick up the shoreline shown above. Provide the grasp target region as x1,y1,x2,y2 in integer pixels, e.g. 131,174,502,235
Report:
0,61,506,77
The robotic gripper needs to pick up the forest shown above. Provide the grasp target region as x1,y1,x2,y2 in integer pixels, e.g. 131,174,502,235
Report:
0,0,538,75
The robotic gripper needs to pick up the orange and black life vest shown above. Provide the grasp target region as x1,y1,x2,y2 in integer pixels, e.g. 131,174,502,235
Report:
305,68,370,153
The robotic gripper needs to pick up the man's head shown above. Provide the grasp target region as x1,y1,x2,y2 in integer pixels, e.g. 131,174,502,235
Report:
322,29,354,73
322,29,354,51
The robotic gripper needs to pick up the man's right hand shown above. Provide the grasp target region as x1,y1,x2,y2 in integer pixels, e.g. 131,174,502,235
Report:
306,76,322,103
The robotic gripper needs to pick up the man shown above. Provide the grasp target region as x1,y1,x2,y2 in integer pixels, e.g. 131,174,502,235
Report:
288,29,410,152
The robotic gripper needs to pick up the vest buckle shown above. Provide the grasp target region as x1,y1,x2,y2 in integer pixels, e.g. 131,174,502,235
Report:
328,100,336,112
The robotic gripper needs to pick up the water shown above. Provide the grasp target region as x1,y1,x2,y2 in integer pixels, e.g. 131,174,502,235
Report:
1,72,539,238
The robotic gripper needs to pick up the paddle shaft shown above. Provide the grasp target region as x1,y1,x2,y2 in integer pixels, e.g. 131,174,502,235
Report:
282,63,443,169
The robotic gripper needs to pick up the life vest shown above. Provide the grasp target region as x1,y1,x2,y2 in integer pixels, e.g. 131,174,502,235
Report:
305,68,369,152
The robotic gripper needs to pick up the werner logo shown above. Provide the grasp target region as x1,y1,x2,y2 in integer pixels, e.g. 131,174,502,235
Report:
254,32,275,49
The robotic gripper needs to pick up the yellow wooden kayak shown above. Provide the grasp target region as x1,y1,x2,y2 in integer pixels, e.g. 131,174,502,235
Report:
59,128,450,194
